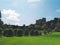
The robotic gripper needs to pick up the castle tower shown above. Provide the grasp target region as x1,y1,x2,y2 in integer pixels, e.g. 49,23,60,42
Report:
0,11,3,25
0,11,1,19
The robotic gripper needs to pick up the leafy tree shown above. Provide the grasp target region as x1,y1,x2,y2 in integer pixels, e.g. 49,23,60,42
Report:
0,28,3,37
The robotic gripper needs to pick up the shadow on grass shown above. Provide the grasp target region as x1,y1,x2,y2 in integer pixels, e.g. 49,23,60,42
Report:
49,34,60,38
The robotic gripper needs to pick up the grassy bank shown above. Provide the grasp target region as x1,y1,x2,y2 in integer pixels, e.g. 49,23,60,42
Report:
0,32,60,45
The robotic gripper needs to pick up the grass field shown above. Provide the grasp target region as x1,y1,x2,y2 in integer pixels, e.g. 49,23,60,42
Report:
0,32,60,45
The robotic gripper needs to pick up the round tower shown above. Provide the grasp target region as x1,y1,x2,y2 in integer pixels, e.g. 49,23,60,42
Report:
0,11,3,25
0,11,1,19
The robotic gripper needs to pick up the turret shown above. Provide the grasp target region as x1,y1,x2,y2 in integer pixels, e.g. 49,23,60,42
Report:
0,11,3,25
0,11,1,19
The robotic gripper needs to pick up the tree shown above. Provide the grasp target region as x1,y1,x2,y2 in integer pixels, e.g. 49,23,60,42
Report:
0,28,3,37
0,19,3,25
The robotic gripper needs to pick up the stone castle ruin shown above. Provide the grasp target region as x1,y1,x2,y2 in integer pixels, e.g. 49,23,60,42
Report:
0,11,60,37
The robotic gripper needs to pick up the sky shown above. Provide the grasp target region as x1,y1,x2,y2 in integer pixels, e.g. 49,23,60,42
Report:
0,0,60,26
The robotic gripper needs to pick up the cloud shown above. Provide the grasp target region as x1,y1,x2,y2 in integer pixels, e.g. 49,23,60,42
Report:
12,1,19,8
1,9,21,25
5,0,19,8
27,0,40,3
5,0,11,2
56,9,60,12
28,3,38,9
27,0,40,9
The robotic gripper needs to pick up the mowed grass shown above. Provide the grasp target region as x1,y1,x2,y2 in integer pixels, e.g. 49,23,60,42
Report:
0,32,60,45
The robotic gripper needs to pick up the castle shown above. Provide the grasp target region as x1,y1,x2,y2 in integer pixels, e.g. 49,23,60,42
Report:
0,11,60,37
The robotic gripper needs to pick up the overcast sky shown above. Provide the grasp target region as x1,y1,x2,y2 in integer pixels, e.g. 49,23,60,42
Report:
0,0,60,26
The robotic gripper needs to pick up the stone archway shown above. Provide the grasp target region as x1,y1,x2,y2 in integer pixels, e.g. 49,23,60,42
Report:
16,30,24,36
3,30,14,37
30,30,39,36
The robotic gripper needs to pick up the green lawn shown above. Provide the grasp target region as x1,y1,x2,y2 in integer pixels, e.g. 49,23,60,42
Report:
0,32,60,45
